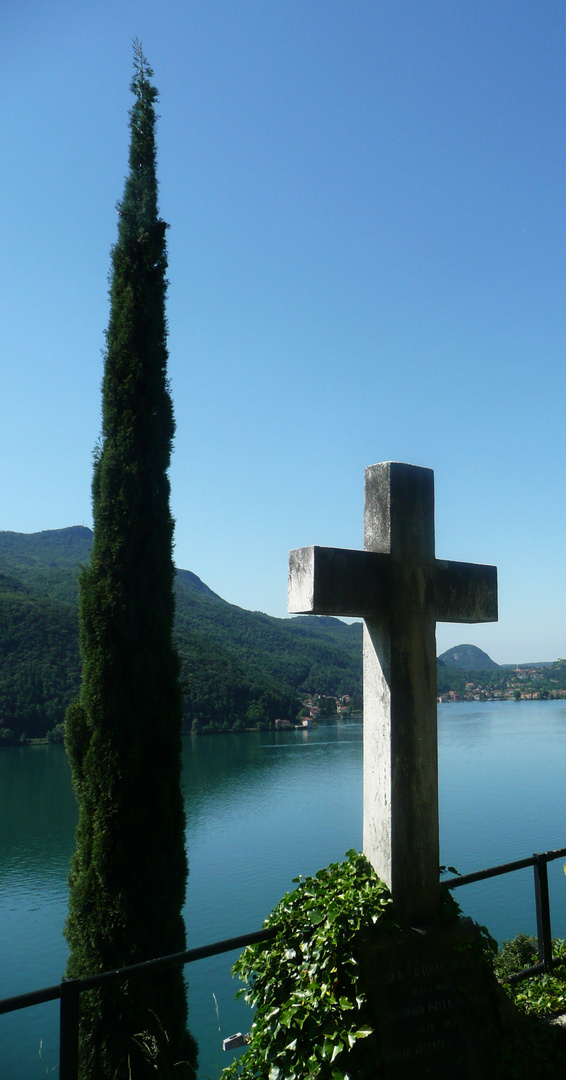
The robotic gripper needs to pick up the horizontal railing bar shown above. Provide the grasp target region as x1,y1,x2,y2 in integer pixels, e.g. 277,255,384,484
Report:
540,845,566,862
445,857,535,888
0,926,281,1018
0,983,62,1016
503,953,566,984
504,961,545,984
72,926,282,994
444,844,566,889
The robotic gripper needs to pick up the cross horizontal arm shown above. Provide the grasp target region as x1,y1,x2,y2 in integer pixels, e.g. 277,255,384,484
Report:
288,546,390,617
432,560,498,624
288,546,498,622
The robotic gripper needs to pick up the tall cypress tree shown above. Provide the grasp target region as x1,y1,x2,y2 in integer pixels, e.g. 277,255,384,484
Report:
64,42,197,1079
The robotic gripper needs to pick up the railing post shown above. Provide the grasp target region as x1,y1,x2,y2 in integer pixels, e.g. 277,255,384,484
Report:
59,978,80,1080
533,853,552,974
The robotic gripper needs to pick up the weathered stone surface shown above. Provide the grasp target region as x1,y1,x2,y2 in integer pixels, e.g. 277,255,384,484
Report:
288,461,497,922
359,919,524,1079
287,546,391,616
288,547,496,621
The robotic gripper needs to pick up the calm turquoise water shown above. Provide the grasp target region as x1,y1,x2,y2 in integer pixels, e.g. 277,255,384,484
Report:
2,700,566,1078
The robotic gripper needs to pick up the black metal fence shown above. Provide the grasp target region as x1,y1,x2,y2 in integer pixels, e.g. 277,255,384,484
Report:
2,844,566,1080
444,844,566,982
0,927,280,1080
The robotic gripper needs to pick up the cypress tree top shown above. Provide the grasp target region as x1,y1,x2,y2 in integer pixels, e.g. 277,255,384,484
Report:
95,41,174,563
65,42,196,1079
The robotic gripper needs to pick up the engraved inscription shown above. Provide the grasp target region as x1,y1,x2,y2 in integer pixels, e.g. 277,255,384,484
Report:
361,923,502,1078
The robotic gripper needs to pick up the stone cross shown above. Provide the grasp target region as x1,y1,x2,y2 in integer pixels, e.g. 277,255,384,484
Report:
288,462,497,923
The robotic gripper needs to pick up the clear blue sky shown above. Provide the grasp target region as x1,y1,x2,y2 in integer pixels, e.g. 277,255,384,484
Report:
2,1,566,664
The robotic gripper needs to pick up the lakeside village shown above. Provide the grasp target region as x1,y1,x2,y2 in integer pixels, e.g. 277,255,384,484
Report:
280,663,566,726
280,658,566,725
274,693,359,729
437,658,566,703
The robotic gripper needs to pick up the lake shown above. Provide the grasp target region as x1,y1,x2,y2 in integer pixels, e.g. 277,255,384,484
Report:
2,700,566,1079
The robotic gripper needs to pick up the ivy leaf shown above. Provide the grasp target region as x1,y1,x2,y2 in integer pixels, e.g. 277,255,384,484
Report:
323,1037,335,1059
331,1039,344,1062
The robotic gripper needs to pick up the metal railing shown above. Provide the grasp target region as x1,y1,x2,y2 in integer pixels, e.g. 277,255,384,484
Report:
0,927,280,1080
444,844,566,982
2,844,566,1080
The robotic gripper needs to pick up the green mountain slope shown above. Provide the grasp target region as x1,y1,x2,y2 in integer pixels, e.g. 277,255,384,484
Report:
0,529,362,739
0,526,93,605
0,573,81,741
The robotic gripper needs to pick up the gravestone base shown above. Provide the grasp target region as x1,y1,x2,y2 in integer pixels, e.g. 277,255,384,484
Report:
359,917,530,1079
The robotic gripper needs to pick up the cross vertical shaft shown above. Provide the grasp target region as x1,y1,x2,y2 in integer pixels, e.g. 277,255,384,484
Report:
363,464,439,920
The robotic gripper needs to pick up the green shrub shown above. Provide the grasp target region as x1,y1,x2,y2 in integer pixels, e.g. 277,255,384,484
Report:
495,935,566,1018
222,851,401,1080
47,723,65,743
495,933,538,980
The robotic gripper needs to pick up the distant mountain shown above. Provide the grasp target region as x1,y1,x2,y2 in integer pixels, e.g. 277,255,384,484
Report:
437,644,499,672
0,528,362,740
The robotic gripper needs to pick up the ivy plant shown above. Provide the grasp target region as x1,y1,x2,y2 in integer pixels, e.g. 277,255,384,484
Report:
220,850,463,1080
220,854,566,1080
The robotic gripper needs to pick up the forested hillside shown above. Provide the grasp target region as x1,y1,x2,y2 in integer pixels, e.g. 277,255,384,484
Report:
0,528,362,740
